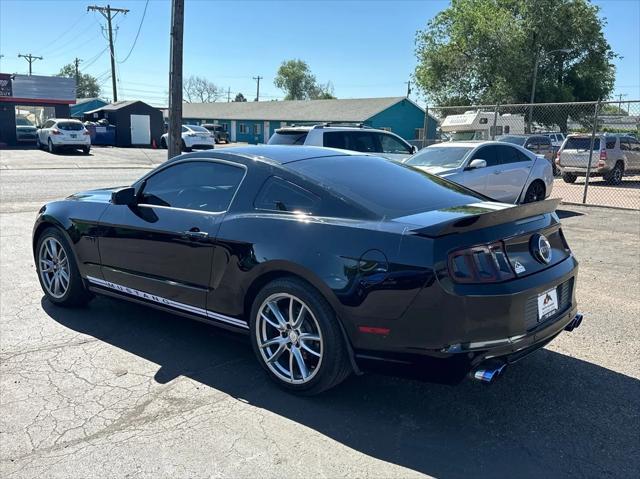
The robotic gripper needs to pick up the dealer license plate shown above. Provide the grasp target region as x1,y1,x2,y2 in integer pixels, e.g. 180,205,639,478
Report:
537,288,558,321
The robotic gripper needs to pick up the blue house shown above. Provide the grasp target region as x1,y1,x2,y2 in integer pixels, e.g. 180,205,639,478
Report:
70,97,108,119
169,97,437,144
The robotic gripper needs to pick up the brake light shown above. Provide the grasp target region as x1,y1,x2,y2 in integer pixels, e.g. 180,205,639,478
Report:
83,130,90,135
448,241,515,283
555,151,561,165
51,129,61,135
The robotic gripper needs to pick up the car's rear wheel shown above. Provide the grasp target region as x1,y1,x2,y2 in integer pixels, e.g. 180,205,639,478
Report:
82,146,90,155
562,173,577,183
523,180,545,203
48,138,56,154
35,228,92,307
250,278,352,395
35,136,41,149
604,162,624,185
160,137,167,149
181,140,191,152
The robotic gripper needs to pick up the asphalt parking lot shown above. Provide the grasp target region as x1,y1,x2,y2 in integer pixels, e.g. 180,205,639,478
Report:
1,147,639,478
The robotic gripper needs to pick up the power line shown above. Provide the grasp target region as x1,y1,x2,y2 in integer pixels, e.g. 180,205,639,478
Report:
118,0,149,64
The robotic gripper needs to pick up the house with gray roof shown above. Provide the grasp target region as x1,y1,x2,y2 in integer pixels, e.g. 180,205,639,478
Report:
164,97,437,144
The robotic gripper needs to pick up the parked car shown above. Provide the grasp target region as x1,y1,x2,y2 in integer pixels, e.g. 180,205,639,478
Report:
201,124,229,143
556,134,640,185
545,132,566,148
32,145,581,394
160,125,216,151
16,117,38,143
498,134,557,175
404,141,554,204
268,124,417,161
36,118,91,154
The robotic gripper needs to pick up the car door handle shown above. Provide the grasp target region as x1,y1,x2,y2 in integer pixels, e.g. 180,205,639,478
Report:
183,228,209,240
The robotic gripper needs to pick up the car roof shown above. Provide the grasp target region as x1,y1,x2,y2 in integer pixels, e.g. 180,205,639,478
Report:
181,145,363,165
427,140,495,147
275,125,400,134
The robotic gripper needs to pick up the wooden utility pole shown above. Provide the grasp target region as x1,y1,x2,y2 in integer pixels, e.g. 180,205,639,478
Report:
227,87,231,102
87,4,129,102
168,0,184,159
73,57,82,91
18,53,43,75
253,75,263,101
405,80,411,97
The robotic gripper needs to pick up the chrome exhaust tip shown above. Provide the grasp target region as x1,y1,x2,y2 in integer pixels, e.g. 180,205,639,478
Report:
472,361,506,384
565,313,584,332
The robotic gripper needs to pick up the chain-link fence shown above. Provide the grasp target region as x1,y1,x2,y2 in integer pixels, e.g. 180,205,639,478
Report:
424,100,640,210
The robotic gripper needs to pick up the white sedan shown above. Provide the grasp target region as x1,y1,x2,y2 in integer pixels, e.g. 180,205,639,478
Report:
161,125,215,151
403,141,553,204
36,118,91,154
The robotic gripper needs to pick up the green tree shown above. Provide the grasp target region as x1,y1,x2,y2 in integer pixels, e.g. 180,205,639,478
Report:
414,0,616,108
57,64,100,98
274,60,336,100
233,92,247,102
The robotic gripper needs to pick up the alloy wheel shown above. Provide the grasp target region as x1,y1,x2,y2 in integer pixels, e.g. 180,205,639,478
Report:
256,293,323,384
39,237,70,299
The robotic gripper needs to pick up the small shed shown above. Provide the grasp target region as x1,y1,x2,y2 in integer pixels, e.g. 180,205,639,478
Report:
84,100,163,147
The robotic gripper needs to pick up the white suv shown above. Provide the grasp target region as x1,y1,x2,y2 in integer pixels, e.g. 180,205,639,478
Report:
36,118,91,154
268,124,417,161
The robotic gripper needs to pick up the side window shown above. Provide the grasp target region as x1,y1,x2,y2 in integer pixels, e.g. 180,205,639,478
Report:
472,146,499,167
497,145,528,164
323,132,347,149
539,137,551,148
504,125,510,134
181,126,188,133
43,120,54,128
254,177,320,214
605,138,616,149
345,131,379,153
631,139,640,152
379,133,412,154
620,138,631,151
140,161,245,212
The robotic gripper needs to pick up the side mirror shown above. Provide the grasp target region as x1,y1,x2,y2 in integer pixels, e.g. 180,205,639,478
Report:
111,186,137,206
411,145,418,154
466,159,487,170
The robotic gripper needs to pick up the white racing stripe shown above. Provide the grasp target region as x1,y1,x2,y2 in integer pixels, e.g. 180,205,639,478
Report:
86,276,249,329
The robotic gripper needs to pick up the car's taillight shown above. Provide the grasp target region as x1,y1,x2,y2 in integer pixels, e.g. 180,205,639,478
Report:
555,151,561,165
600,149,607,161
51,129,61,135
83,130,90,135
448,241,515,283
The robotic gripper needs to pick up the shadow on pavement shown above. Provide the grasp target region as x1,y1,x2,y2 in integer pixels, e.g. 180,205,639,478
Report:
556,209,584,219
43,296,639,478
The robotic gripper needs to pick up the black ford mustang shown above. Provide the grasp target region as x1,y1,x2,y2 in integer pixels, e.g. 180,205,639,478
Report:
33,146,582,394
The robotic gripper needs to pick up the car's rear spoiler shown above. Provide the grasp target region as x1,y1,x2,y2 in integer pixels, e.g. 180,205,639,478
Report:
413,199,561,238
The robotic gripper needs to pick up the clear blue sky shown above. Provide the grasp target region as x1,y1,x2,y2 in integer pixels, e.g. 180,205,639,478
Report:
1,0,638,107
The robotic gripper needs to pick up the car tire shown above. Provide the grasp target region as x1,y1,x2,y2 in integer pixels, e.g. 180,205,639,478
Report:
160,137,167,149
562,173,577,184
47,138,57,154
35,136,41,149
82,146,90,155
35,227,93,307
250,277,352,395
604,162,624,185
181,140,191,152
523,180,545,203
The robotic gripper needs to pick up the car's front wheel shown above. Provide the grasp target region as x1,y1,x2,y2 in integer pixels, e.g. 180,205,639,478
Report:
35,227,93,307
562,172,577,183
250,278,352,395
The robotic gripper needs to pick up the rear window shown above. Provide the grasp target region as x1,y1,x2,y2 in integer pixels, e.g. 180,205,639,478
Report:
57,122,84,131
499,135,526,146
565,137,600,151
288,155,485,219
269,130,308,145
188,125,209,133
605,138,616,149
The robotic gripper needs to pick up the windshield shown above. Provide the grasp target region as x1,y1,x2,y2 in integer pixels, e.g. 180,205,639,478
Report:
451,131,483,141
565,137,601,150
57,122,84,131
404,146,472,168
16,117,34,126
499,135,526,146
187,125,209,133
269,131,309,145
288,155,485,219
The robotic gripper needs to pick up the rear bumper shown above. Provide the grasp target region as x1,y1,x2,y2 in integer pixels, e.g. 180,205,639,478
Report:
559,165,611,175
51,138,91,146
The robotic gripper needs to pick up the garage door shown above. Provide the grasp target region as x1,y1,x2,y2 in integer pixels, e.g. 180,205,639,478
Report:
130,114,150,145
